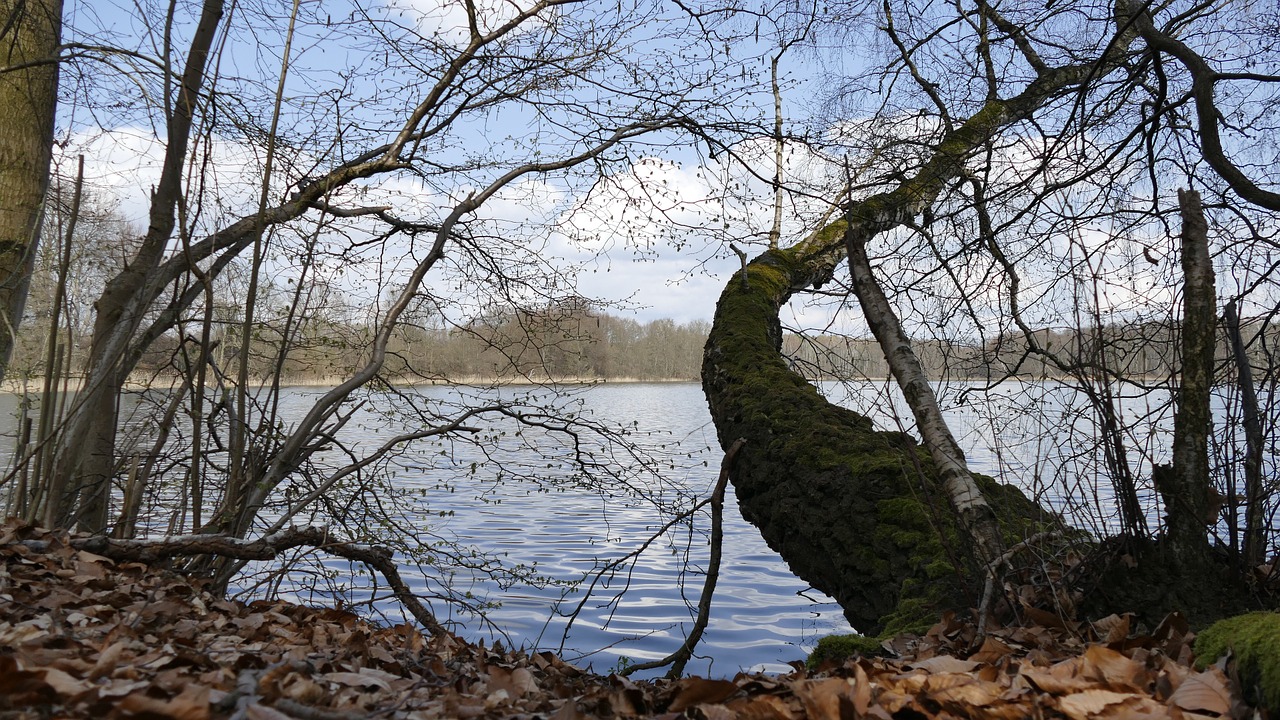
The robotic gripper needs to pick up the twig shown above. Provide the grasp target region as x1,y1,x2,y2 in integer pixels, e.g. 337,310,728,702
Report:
729,244,750,290
620,437,746,678
977,530,1063,635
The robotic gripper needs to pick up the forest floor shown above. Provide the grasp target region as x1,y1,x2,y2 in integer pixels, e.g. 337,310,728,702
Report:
0,523,1256,720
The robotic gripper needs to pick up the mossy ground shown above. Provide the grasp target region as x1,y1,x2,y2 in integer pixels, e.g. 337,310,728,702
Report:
1195,611,1280,712
808,634,888,667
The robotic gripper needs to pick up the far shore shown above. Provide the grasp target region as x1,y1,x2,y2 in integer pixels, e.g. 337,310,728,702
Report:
0,373,1154,398
0,374,707,395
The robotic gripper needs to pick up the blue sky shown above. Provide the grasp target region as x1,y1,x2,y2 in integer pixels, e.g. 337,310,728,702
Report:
59,0,833,326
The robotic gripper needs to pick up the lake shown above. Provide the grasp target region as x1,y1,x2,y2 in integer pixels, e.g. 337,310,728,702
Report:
0,378,1217,678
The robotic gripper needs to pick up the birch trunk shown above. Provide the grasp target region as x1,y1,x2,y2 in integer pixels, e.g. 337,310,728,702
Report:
844,234,1005,568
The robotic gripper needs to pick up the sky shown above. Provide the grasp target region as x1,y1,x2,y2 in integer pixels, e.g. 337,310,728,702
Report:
53,0,1215,338
60,0,825,327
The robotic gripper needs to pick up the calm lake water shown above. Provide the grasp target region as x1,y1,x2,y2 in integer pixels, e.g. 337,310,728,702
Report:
261,382,858,678
2,378,1244,678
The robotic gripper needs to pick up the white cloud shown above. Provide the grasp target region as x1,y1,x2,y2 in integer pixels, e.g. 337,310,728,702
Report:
379,0,543,46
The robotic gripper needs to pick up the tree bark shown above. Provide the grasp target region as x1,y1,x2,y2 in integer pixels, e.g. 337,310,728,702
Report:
701,8,1144,631
0,0,62,381
844,233,1005,569
1158,189,1217,562
1223,300,1264,567
46,0,225,532
701,229,1046,634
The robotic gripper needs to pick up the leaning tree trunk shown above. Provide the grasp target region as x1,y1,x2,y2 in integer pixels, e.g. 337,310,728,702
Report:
699,13,1147,631
0,0,62,381
701,227,1048,634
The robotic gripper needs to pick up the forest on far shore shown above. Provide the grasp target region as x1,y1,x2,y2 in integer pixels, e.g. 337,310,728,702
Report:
9,283,1275,387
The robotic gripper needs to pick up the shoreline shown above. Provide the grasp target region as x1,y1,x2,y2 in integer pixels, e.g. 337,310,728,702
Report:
0,374,706,395
0,372,1181,396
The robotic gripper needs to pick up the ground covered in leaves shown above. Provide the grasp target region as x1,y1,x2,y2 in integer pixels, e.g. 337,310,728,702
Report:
0,523,1259,719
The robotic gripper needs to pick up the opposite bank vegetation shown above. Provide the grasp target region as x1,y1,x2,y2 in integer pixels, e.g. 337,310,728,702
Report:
7,302,1275,388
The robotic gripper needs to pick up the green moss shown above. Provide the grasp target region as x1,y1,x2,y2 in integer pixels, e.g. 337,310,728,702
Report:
879,596,944,637
808,633,887,668
702,242,1046,635
1195,611,1280,711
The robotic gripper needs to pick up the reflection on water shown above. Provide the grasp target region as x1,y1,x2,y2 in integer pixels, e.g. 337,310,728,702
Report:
341,382,858,678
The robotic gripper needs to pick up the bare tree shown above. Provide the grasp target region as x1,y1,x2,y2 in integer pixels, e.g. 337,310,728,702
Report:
703,0,1280,632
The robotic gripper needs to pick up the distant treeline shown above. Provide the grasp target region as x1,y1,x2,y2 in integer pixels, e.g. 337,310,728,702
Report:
12,295,1275,386
786,318,1279,383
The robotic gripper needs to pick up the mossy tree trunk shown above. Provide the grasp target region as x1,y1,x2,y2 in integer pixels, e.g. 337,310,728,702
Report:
701,9,1144,632
701,230,1047,634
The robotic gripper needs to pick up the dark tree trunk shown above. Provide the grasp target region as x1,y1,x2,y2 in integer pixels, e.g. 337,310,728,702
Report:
46,0,225,532
1224,300,1265,568
0,0,62,381
1157,189,1217,564
701,230,1046,634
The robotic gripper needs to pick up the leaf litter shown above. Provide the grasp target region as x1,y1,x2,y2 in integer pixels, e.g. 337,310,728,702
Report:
0,522,1256,719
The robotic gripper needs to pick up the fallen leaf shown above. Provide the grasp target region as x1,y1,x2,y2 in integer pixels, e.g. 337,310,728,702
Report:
1082,645,1146,691
1058,689,1133,720
1168,671,1231,715
668,677,739,712
117,683,210,720
726,694,796,720
41,667,93,698
794,677,853,719
322,671,391,690
907,655,980,674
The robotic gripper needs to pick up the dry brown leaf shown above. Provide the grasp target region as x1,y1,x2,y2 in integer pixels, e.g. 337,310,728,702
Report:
693,704,737,720
725,694,797,720
1022,605,1069,630
851,661,872,716
1167,671,1231,715
794,677,853,719
322,670,391,690
510,666,538,696
1023,658,1093,694
970,635,1015,664
1057,689,1134,720
90,640,128,681
667,677,739,712
1092,614,1132,645
1082,645,1147,691
40,666,94,698
549,699,591,720
929,676,1002,708
117,683,210,720
908,655,980,674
